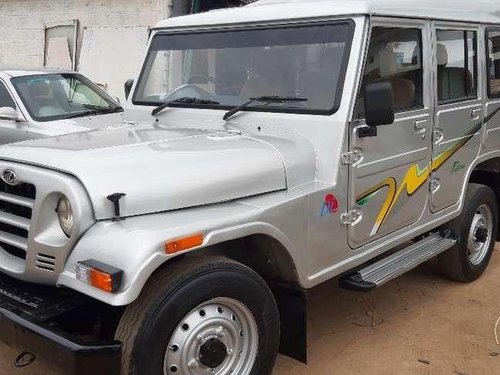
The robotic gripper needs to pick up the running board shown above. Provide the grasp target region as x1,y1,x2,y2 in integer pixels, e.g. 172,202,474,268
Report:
339,231,456,292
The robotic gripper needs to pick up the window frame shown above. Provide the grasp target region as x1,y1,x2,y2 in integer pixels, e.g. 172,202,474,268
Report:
355,24,425,118
435,28,479,105
486,27,500,99
132,19,356,117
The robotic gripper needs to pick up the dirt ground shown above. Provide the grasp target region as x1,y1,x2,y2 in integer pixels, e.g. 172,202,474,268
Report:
1,246,500,375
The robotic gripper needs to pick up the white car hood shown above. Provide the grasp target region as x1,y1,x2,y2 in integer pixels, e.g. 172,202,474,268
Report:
37,112,125,135
0,124,287,219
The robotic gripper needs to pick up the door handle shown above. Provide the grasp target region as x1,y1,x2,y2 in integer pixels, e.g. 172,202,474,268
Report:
471,108,482,120
433,128,444,144
414,120,427,134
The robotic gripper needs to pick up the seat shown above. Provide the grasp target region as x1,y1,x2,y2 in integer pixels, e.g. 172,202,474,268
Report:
376,48,416,109
436,43,473,102
239,49,289,98
28,80,59,117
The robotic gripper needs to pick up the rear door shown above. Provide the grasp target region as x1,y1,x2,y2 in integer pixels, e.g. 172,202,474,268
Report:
484,28,500,153
430,24,483,212
348,19,432,248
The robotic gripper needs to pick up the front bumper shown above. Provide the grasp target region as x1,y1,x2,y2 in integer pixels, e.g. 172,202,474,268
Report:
0,272,121,374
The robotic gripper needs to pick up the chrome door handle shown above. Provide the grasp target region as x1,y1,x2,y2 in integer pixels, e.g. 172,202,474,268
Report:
433,128,444,144
414,120,427,134
471,108,482,120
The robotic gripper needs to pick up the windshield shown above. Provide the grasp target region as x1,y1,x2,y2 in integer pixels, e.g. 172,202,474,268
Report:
11,73,122,122
134,21,354,115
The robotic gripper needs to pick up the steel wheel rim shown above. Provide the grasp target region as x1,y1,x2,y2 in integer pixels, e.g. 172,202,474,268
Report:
467,204,493,266
164,297,259,375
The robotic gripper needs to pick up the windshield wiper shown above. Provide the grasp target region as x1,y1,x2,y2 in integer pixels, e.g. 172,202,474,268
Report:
151,97,220,116
61,110,102,119
82,104,123,113
61,106,123,120
223,96,308,121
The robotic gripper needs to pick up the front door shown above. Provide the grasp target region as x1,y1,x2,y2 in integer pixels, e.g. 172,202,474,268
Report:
348,19,432,248
430,24,483,212
0,81,27,145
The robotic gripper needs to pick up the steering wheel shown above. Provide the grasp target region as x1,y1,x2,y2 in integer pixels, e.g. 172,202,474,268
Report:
163,84,213,102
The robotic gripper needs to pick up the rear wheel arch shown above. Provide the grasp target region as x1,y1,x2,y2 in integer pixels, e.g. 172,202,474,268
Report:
469,157,500,240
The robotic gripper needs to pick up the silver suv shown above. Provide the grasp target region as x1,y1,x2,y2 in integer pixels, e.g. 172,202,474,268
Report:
0,1,500,374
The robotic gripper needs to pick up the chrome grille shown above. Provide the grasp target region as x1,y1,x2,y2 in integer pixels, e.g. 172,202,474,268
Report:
0,181,36,260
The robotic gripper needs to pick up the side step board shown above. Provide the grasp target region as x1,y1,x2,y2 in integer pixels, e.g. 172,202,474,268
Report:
339,231,457,292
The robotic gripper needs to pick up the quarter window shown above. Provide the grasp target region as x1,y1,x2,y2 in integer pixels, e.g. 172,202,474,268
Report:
487,29,500,98
436,30,477,104
0,83,15,109
355,27,423,118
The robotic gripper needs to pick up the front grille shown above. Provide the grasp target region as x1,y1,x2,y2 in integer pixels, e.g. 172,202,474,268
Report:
35,253,56,272
0,180,36,260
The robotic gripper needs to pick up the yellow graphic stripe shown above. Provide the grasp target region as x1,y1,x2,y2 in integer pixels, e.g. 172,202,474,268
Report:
357,125,480,236
355,177,396,236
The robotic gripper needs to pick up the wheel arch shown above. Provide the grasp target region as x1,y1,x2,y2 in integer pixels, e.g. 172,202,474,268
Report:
150,233,308,364
469,156,500,240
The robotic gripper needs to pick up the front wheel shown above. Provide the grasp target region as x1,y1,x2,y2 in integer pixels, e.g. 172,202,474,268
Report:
115,256,280,375
439,183,498,282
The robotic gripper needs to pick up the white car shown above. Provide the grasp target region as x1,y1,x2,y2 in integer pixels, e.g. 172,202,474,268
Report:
0,68,123,144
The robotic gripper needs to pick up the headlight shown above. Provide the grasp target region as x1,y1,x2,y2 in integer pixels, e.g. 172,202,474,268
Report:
56,195,73,237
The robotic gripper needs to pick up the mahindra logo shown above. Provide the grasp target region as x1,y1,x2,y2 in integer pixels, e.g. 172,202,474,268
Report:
2,169,18,186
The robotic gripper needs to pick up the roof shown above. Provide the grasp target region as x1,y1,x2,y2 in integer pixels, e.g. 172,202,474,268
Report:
0,67,75,78
155,0,500,29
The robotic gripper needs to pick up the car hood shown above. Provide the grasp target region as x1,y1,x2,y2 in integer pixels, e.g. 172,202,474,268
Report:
40,112,125,135
0,124,288,219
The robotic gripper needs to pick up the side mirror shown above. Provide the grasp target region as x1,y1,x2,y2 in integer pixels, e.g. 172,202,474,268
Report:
124,79,134,100
0,107,22,122
364,82,394,128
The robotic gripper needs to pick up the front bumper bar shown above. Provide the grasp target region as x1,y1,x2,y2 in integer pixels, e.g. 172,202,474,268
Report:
0,272,121,374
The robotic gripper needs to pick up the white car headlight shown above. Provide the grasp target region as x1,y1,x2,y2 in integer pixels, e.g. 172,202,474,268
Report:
56,195,73,237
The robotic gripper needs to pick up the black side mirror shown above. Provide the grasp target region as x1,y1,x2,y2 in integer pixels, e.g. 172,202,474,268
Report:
364,81,394,127
124,79,134,100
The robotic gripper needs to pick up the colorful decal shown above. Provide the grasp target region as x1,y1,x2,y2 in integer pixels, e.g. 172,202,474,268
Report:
355,117,487,236
320,193,339,217
451,161,465,174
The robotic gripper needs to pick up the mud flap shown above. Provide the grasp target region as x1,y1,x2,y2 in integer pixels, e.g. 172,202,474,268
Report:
269,282,307,364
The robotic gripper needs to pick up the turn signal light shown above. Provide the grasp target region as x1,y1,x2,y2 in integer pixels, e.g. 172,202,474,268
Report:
75,260,123,293
165,233,204,254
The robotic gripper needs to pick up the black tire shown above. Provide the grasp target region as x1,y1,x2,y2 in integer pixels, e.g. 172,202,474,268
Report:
439,183,498,282
115,256,280,375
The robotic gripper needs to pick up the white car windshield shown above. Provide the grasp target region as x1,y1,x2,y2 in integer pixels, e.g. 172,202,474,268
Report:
134,21,354,115
11,73,122,122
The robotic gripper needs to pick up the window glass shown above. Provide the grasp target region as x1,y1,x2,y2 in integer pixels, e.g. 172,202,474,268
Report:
487,29,500,98
134,21,355,115
436,30,477,103
355,27,423,118
11,73,122,122
0,83,16,109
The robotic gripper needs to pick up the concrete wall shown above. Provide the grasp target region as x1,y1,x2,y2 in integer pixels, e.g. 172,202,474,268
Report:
0,0,172,101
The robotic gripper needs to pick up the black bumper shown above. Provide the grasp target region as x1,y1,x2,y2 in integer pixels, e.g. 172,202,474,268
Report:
0,273,121,374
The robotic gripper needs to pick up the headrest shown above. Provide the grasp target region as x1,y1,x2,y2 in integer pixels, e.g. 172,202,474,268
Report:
379,47,398,77
436,44,448,66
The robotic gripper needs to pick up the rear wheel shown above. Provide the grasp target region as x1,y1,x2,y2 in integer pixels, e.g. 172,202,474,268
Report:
115,256,280,375
439,183,497,282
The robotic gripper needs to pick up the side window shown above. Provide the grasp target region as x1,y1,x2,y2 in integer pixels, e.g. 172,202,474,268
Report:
355,27,423,118
0,83,16,109
487,28,500,98
436,30,477,104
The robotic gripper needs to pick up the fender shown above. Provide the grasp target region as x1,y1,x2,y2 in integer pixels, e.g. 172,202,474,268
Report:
57,201,302,306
